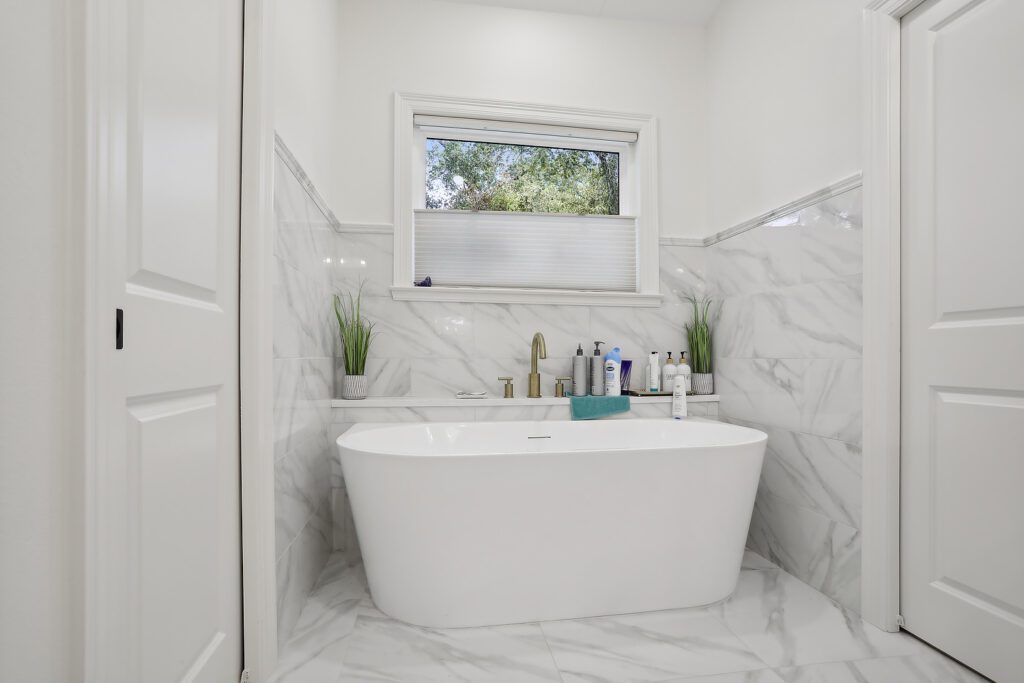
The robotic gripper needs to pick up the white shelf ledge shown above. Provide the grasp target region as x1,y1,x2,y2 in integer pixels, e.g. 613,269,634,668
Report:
331,395,719,409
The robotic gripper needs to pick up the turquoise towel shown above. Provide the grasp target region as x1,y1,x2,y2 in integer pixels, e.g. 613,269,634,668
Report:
569,395,630,420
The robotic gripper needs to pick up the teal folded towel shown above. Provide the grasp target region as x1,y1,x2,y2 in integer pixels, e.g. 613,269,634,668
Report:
569,395,631,420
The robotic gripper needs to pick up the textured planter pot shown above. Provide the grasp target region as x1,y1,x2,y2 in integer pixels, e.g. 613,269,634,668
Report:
691,372,714,395
341,374,368,400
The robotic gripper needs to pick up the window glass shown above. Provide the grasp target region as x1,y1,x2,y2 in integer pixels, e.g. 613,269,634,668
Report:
425,139,620,215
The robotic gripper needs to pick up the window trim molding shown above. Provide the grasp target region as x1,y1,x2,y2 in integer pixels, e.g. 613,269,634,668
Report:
393,92,661,305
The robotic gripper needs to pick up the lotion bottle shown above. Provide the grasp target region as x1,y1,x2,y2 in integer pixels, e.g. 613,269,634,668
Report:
647,351,661,392
572,344,589,397
678,351,692,394
672,379,688,419
662,352,677,392
604,346,622,396
590,341,605,395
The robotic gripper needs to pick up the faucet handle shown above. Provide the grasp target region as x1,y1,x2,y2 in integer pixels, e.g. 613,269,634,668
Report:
554,376,573,398
498,376,514,399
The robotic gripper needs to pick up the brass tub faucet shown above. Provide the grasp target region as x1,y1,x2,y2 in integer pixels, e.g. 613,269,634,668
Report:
528,332,547,398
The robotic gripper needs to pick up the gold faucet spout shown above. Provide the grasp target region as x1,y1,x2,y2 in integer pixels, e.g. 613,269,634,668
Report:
530,332,547,373
528,332,547,398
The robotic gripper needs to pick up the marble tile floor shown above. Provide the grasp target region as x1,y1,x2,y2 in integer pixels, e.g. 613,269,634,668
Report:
271,551,987,683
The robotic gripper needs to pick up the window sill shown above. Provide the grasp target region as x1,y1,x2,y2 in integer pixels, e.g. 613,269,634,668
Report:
390,286,663,307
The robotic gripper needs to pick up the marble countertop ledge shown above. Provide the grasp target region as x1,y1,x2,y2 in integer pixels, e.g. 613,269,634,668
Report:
331,395,719,408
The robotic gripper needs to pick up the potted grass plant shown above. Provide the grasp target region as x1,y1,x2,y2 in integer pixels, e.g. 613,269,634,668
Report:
334,284,375,400
685,295,714,395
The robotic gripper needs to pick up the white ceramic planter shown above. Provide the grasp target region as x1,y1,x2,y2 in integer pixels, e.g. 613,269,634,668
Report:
341,374,368,400
691,372,714,395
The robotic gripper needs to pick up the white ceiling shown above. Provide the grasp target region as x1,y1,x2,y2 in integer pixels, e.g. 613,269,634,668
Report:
437,0,723,25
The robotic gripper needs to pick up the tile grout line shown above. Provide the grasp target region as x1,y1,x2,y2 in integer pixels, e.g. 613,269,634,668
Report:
534,621,568,683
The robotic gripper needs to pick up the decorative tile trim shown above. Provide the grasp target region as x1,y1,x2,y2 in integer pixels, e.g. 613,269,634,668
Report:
704,173,862,247
320,174,863,247
335,222,394,234
658,236,705,247
274,133,341,230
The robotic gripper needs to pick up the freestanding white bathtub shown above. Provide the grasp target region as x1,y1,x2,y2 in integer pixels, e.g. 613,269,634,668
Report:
337,418,767,628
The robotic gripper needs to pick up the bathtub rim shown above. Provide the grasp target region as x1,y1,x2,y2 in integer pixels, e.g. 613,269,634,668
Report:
336,417,767,459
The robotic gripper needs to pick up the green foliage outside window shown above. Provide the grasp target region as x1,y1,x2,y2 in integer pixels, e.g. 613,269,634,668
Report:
425,138,620,215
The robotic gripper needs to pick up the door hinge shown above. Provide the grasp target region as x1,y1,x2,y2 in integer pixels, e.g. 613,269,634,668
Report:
240,670,250,683
896,614,906,628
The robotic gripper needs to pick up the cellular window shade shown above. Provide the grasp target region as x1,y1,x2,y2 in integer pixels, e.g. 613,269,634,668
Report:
413,210,638,292
412,115,638,144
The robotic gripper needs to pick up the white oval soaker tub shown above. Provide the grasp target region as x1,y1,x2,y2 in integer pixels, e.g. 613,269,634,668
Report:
337,418,767,628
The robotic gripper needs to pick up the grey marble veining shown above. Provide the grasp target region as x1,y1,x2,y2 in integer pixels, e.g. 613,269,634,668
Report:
337,618,563,682
712,559,923,668
776,654,988,683
746,489,861,613
272,549,980,683
710,186,864,613
540,609,765,682
273,143,338,646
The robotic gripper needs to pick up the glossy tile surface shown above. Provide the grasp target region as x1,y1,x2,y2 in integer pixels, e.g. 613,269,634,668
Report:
272,550,981,683
274,146,337,645
709,187,864,612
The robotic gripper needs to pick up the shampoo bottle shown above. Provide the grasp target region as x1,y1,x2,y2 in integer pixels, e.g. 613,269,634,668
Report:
678,351,692,394
572,344,589,397
604,346,622,397
591,341,605,395
662,352,677,392
647,351,661,392
672,379,688,419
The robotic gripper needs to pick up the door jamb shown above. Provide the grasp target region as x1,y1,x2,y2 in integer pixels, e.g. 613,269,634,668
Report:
860,0,927,632
240,0,279,678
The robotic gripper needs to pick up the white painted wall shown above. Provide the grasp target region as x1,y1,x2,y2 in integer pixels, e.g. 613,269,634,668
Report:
0,1,81,680
334,0,709,237
275,0,346,213
706,0,864,231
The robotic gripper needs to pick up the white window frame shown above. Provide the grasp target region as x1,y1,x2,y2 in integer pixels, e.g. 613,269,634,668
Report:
392,92,662,306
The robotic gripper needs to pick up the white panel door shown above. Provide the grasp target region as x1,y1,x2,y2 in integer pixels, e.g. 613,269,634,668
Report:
900,1,1024,681
93,0,243,681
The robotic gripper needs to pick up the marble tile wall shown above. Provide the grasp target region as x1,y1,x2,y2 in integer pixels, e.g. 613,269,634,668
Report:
707,187,863,612
273,144,337,646
332,234,708,398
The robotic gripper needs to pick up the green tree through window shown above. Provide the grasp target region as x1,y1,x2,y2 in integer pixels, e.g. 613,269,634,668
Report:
425,139,620,215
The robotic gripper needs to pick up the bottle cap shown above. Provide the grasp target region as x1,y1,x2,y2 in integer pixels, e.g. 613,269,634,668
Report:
593,341,604,356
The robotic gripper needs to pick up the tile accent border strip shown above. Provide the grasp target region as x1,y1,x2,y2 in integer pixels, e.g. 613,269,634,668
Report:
318,174,863,248
703,173,863,247
274,133,341,230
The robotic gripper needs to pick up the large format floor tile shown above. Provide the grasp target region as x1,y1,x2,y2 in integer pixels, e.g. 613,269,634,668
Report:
335,615,562,682
712,561,929,668
540,609,765,682
272,551,987,683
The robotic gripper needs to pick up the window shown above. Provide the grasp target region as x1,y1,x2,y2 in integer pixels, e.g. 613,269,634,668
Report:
393,94,661,306
425,139,620,215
